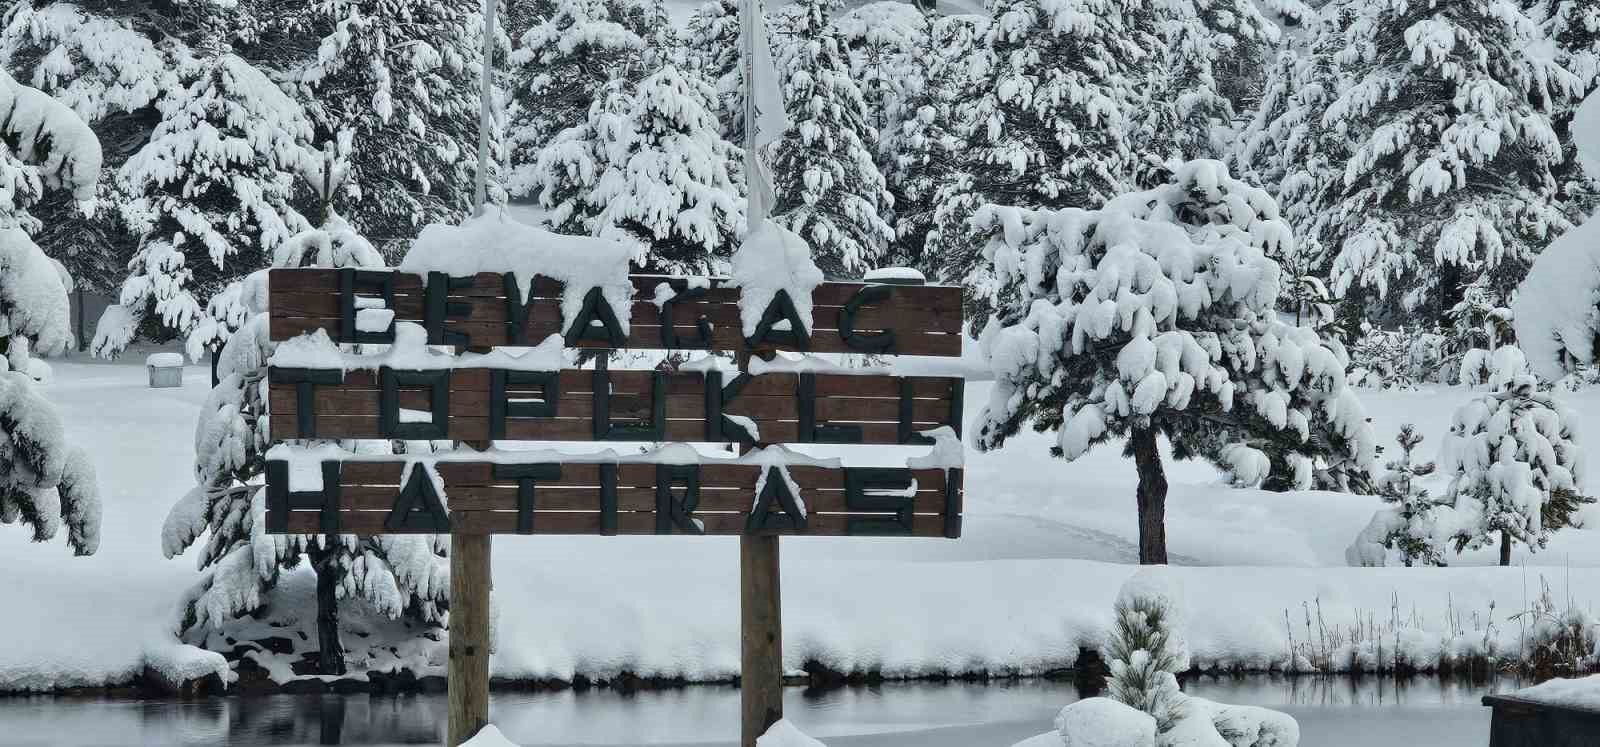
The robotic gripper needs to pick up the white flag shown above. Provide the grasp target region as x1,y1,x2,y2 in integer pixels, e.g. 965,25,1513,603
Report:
740,0,788,228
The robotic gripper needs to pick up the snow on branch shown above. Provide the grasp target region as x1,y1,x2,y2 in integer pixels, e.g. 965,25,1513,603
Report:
0,69,101,203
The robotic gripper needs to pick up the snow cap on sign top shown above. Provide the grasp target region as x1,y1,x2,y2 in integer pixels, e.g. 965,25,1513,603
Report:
1054,697,1157,747
401,208,636,337
731,219,823,337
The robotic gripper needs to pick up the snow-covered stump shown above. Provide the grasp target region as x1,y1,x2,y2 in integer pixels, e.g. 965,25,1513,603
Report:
145,352,183,388
1483,676,1600,747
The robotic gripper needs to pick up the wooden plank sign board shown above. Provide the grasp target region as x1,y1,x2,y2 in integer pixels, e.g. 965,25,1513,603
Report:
264,268,967,539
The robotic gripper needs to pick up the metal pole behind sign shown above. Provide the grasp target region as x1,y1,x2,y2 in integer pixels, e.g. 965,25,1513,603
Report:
451,4,498,745
473,0,497,215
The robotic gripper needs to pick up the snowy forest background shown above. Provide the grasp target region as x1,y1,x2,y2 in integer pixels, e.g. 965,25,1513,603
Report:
5,0,1600,703
3,0,1591,371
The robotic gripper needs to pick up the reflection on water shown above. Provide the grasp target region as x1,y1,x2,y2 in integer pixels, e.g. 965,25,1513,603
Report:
0,676,1517,747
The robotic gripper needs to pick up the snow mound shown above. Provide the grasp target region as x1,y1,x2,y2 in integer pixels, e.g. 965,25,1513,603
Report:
145,353,184,368
401,208,637,336
1513,213,1600,381
1054,697,1156,747
757,719,828,747
461,725,520,747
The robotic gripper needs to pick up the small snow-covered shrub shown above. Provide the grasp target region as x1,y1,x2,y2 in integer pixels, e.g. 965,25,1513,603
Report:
1346,425,1449,567
1439,347,1594,565
1513,577,1600,680
1107,571,1300,745
1106,579,1189,734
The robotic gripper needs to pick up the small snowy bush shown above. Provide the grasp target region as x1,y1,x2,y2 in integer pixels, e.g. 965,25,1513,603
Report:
1347,425,1450,567
1439,347,1593,565
1106,571,1300,746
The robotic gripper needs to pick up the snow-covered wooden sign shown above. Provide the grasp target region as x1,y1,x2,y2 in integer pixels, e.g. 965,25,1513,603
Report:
267,269,962,356
262,267,967,538
263,455,961,538
265,366,962,445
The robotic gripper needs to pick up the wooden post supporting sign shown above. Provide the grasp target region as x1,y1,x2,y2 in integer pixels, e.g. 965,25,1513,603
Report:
263,267,967,745
448,533,492,746
741,534,783,745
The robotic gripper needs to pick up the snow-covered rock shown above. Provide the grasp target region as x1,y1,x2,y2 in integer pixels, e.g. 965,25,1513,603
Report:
1054,697,1156,747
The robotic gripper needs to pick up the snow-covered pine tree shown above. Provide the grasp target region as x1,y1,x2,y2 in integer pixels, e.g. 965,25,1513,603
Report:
1529,0,1600,223
684,0,745,141
881,13,985,272
296,0,494,252
589,65,743,274
91,54,314,356
165,155,448,674
506,0,665,198
769,0,894,277
1233,5,1350,305
1440,346,1593,565
927,0,1142,293
0,69,102,555
527,79,635,236
1446,279,1514,386
0,3,204,352
834,2,927,141
1346,424,1450,567
1313,0,1581,327
974,161,1376,564
1127,0,1274,188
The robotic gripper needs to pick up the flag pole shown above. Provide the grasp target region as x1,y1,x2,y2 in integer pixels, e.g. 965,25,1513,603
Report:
738,6,785,745
473,0,498,214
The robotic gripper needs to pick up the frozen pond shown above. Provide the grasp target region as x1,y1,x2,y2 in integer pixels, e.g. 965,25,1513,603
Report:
0,675,1525,746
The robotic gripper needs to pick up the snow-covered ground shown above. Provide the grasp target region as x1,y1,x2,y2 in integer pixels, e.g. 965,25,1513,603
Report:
7,354,1600,692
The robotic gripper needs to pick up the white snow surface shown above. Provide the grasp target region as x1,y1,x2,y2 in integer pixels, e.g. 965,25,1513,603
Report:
14,361,1600,690
401,207,637,337
1507,674,1600,710
144,353,183,368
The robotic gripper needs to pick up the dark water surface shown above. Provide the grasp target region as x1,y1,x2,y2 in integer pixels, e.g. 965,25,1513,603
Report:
0,676,1524,746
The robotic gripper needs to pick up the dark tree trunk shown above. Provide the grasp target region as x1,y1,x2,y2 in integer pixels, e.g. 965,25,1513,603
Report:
312,547,347,676
1500,529,1512,567
1131,427,1169,565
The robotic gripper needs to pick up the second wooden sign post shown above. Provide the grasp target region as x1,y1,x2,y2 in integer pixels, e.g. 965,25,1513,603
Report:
264,267,967,745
